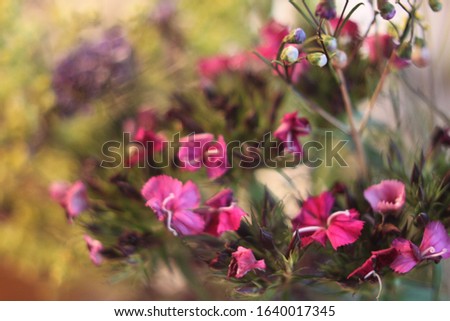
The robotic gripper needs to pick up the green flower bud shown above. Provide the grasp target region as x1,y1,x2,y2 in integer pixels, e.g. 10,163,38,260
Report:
307,52,328,67
323,35,338,52
331,50,348,69
280,46,299,63
428,0,442,12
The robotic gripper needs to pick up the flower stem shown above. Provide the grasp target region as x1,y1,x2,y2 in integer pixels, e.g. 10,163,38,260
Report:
358,51,395,134
336,68,368,179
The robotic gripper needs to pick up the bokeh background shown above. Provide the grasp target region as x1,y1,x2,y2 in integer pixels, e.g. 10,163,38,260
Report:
0,0,449,300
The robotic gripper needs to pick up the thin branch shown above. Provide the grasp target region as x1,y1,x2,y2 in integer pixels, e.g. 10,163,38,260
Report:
336,68,368,178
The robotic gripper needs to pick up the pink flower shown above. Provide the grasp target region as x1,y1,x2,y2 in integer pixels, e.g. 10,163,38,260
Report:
256,20,289,60
227,246,266,278
49,181,89,223
178,133,228,179
274,112,311,154
125,127,166,167
198,55,231,80
292,192,364,249
364,34,410,69
347,247,397,279
363,180,405,213
329,18,359,42
84,235,103,266
390,221,450,273
141,175,205,236
203,189,247,237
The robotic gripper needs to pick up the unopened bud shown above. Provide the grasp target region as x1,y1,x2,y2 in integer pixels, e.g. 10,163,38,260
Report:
397,42,412,60
323,35,338,52
414,212,429,228
378,1,396,20
428,0,442,12
315,0,336,20
307,52,328,67
285,28,307,44
331,50,348,69
280,46,299,63
411,38,430,68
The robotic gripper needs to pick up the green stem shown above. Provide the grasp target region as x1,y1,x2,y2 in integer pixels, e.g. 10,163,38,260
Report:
432,263,442,300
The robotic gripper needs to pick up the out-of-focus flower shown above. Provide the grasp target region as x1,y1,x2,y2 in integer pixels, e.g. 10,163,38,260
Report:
363,180,406,214
178,133,228,179
274,112,311,155
280,46,299,63
390,221,450,273
364,34,410,69
197,20,289,81
411,38,430,68
315,0,337,20
203,189,247,237
347,247,397,279
285,28,307,44
125,127,166,167
429,0,442,12
292,192,365,249
329,18,359,42
377,0,396,20
84,235,104,266
141,175,205,236
52,28,135,116
307,52,328,67
49,181,89,223
227,246,266,278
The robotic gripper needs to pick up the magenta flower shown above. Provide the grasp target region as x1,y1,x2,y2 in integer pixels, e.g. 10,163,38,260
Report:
292,192,364,249
390,221,450,273
347,247,397,279
178,133,228,179
273,112,311,154
363,180,405,214
84,235,104,266
49,181,89,223
125,127,166,167
203,189,247,237
364,34,410,69
141,175,205,236
227,246,266,278
329,18,359,42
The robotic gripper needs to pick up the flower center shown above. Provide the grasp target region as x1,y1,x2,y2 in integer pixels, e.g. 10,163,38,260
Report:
162,193,178,236
421,246,447,259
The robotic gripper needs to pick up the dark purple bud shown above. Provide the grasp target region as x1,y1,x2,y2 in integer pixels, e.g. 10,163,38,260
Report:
378,1,396,20
315,0,337,20
414,212,429,228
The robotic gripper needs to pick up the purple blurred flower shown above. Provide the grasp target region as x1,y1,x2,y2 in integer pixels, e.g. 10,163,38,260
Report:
315,0,337,20
141,175,205,236
203,189,247,237
84,235,104,266
227,246,266,278
364,180,405,214
274,112,311,155
390,221,450,273
52,28,135,115
49,181,89,223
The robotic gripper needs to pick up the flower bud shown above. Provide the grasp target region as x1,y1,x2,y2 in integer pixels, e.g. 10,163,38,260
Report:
378,0,396,20
428,0,442,12
280,45,299,63
411,38,430,68
323,35,338,52
285,28,307,44
414,212,429,228
331,50,348,69
315,0,336,20
307,52,328,67
397,42,412,60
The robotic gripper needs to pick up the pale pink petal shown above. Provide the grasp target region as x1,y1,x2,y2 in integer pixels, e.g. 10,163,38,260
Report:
84,235,103,266
204,135,228,179
178,133,214,171
49,181,70,205
228,246,266,278
363,180,405,213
